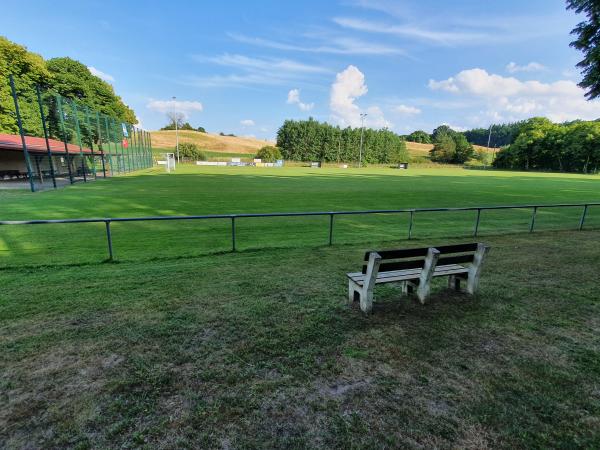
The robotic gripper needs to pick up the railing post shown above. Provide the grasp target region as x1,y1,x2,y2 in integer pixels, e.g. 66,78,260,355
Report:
473,208,481,237
529,206,538,233
328,213,334,245
408,210,414,240
231,216,236,251
579,205,588,231
105,220,114,261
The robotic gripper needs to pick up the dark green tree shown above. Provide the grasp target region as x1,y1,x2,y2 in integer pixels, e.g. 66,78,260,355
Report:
430,135,456,163
46,57,136,123
567,0,600,99
276,118,408,164
256,145,282,162
0,36,50,135
407,130,431,143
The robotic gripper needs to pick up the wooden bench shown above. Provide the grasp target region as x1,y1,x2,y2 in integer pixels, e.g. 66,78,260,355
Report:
347,243,490,313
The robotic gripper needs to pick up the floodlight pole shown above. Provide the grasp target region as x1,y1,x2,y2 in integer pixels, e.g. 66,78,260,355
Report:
359,113,367,168
173,96,180,163
487,124,493,149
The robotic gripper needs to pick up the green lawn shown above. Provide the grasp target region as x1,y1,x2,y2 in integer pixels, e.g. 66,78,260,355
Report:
1,166,600,267
2,167,600,447
2,230,600,448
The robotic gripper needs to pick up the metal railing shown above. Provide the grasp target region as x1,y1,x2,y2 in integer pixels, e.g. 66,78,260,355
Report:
0,202,598,263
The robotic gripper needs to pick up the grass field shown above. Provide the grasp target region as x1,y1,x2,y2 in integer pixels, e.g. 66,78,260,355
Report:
1,166,599,268
2,166,600,447
2,229,600,448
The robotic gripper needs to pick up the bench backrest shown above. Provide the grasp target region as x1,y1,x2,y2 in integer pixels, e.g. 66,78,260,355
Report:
361,243,480,274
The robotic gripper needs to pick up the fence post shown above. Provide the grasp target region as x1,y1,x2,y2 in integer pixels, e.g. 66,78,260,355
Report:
83,106,97,179
408,210,414,239
105,220,114,261
9,75,36,192
95,112,107,178
35,85,57,189
579,205,588,231
473,208,481,237
71,100,87,182
231,216,236,251
55,95,74,184
529,206,537,233
329,213,334,245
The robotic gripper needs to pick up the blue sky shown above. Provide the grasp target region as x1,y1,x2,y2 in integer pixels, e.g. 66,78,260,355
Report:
2,0,593,138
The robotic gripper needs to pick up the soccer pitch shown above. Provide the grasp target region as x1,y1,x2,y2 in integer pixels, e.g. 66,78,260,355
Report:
1,165,600,267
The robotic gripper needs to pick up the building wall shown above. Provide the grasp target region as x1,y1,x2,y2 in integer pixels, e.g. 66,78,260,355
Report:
0,150,28,172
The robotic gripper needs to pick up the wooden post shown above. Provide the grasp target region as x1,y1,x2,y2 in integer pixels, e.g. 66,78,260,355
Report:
416,247,440,304
360,252,381,313
466,243,490,294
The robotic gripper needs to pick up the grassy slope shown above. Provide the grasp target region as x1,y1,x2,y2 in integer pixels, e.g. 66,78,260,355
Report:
151,130,272,154
1,166,600,267
2,230,600,448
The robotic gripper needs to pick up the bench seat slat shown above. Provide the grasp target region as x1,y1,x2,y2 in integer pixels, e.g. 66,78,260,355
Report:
348,264,469,286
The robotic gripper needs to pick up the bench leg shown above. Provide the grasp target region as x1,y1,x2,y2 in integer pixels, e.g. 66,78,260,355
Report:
400,281,408,295
448,275,461,291
360,288,374,313
416,248,440,304
466,244,490,295
348,280,360,305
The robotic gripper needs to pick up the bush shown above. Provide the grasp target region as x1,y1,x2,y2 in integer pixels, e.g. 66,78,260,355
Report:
177,142,207,161
256,146,282,162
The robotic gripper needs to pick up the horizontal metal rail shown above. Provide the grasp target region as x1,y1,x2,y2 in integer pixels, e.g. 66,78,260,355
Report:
1,202,598,226
0,202,598,262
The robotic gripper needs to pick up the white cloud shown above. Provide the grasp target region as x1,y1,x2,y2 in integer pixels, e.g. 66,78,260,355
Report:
333,17,488,46
240,119,255,126
88,66,114,83
506,61,546,73
146,99,203,118
393,104,421,115
287,89,314,111
441,122,468,132
189,53,331,88
428,68,600,123
202,54,330,74
228,33,403,55
329,65,391,128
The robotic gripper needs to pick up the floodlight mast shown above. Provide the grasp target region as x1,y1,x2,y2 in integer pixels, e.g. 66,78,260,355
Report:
173,96,180,163
359,113,367,168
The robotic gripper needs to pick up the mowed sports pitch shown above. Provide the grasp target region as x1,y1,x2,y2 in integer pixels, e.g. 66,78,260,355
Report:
3,166,600,448
1,165,600,267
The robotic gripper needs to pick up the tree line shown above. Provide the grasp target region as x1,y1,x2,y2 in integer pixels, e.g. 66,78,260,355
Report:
406,122,524,148
0,36,136,137
493,117,600,173
276,118,408,164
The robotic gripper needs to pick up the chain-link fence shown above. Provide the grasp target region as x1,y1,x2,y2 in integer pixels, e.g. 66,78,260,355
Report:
1,74,152,192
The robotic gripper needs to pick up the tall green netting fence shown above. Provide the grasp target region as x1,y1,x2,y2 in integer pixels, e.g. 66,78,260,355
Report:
1,74,153,192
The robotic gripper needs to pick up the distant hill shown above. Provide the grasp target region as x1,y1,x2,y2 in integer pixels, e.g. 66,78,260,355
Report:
151,130,273,154
151,130,493,160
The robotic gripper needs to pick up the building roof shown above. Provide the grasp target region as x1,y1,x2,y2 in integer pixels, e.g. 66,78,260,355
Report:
0,133,100,155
